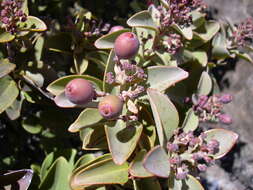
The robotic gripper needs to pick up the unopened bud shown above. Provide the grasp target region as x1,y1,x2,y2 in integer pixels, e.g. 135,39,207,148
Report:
219,94,233,104
218,114,233,125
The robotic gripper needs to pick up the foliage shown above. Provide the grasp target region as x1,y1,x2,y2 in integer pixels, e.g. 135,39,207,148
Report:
0,0,252,189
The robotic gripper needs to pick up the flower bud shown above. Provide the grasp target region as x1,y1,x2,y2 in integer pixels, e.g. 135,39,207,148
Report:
98,95,123,119
218,114,233,125
65,78,94,105
114,32,139,59
219,94,233,104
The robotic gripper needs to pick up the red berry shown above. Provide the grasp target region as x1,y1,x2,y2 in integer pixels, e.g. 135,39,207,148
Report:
98,95,123,119
65,78,94,105
114,32,139,59
109,25,124,33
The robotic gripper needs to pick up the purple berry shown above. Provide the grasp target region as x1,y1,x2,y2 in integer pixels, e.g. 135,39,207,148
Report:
114,32,140,59
109,25,124,33
65,78,94,105
98,95,123,119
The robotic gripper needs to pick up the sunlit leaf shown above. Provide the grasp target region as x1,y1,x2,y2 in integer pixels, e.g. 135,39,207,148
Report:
147,88,179,146
95,29,131,49
205,129,238,159
105,120,143,165
143,146,170,178
147,66,189,92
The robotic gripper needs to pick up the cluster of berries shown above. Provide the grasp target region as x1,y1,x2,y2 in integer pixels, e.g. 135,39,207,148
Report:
64,31,141,121
0,0,27,34
167,130,219,180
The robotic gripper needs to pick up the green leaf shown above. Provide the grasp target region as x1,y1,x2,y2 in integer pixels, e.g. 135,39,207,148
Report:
148,5,161,27
70,158,129,189
194,21,220,42
80,126,108,150
154,51,176,66
6,93,24,120
182,108,199,133
18,16,47,32
47,75,102,96
127,10,158,32
68,108,103,132
172,24,193,40
73,154,112,173
0,29,15,43
34,36,45,62
0,59,16,78
191,11,205,29
53,91,98,108
40,149,76,181
74,154,96,169
21,0,29,15
168,175,204,190
0,76,19,114
39,157,72,190
103,49,116,93
147,66,189,92
147,88,179,146
105,120,143,165
192,51,208,67
197,71,212,96
234,51,253,63
133,178,161,190
129,150,154,178
22,116,43,134
143,146,170,178
205,129,238,159
212,33,230,59
94,29,131,49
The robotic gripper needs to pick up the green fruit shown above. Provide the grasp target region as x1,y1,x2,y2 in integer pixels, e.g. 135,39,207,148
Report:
65,78,94,105
114,32,139,59
98,95,123,119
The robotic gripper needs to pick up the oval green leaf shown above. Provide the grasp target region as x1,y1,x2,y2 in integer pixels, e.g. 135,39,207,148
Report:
0,29,15,43
143,146,170,178
47,75,102,96
39,157,72,190
127,10,158,32
197,71,212,96
182,108,199,133
168,175,204,190
129,149,154,178
0,76,19,114
172,24,193,40
105,120,143,165
68,108,103,132
70,158,129,189
0,59,16,78
147,88,179,146
194,21,220,42
147,66,189,92
94,29,131,49
205,128,238,159
18,16,47,32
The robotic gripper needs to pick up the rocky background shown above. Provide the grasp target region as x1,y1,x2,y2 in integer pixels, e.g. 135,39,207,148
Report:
203,0,253,189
